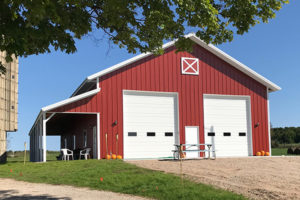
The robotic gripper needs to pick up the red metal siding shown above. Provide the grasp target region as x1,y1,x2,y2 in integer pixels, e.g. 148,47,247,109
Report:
50,44,269,158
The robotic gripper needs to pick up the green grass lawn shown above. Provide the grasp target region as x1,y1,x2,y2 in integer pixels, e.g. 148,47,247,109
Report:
0,154,246,200
6,151,59,162
272,148,288,156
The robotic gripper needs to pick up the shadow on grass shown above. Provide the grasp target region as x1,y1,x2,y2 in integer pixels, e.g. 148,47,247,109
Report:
0,189,71,200
0,152,7,164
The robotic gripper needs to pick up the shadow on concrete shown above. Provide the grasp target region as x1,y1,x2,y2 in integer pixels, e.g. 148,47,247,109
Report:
0,189,71,200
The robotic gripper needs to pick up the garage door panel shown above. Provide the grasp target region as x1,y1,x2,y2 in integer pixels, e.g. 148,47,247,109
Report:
125,107,175,114
125,124,174,129
205,112,247,117
206,130,248,135
124,112,175,118
204,96,251,157
205,114,247,120
124,96,175,105
205,123,247,128
125,117,174,123
125,127,175,132
207,138,248,145
124,92,178,159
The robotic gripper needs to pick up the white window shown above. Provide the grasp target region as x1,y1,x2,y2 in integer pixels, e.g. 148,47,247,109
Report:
73,135,76,150
83,130,87,147
181,57,199,75
64,137,67,148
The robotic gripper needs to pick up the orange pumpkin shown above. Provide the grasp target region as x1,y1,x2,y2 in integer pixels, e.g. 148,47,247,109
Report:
180,152,186,158
265,152,270,156
112,154,117,159
117,155,123,159
261,151,265,156
106,155,111,160
256,152,261,156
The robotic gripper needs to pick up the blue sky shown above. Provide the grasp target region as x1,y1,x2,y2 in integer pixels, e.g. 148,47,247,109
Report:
8,1,300,150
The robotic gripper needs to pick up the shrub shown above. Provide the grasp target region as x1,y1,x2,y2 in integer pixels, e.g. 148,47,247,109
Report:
294,148,300,155
287,148,295,154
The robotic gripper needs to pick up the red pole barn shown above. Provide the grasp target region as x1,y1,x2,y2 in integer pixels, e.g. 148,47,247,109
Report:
29,33,280,162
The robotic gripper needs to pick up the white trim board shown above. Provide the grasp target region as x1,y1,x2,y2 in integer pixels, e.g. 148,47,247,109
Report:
97,113,101,159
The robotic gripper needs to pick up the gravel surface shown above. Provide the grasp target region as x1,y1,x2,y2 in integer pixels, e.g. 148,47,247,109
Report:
0,178,148,200
129,157,300,200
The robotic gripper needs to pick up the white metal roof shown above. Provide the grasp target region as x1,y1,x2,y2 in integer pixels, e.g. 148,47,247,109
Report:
83,33,280,93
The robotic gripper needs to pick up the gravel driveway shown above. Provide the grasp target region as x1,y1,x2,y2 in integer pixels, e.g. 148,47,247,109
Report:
0,178,148,200
129,157,300,200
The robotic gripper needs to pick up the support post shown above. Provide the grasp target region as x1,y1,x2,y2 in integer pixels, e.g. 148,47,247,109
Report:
97,113,100,159
42,112,47,162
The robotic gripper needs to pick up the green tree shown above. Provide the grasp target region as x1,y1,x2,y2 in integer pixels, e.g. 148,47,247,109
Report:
271,127,300,146
295,127,300,143
0,0,288,73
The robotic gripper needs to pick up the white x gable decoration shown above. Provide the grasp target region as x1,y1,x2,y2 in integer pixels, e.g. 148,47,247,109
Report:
181,57,199,75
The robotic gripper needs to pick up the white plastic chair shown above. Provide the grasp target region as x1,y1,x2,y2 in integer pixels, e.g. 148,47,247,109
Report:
61,148,73,161
79,148,91,160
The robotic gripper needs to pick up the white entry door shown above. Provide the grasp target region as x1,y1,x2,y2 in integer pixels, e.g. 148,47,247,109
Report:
93,126,97,159
185,126,199,158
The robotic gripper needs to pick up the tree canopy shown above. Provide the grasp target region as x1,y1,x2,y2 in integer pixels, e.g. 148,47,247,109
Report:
271,127,300,147
0,0,288,73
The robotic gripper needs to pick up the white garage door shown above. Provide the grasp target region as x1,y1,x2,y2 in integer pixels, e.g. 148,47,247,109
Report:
123,91,179,159
204,95,252,157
